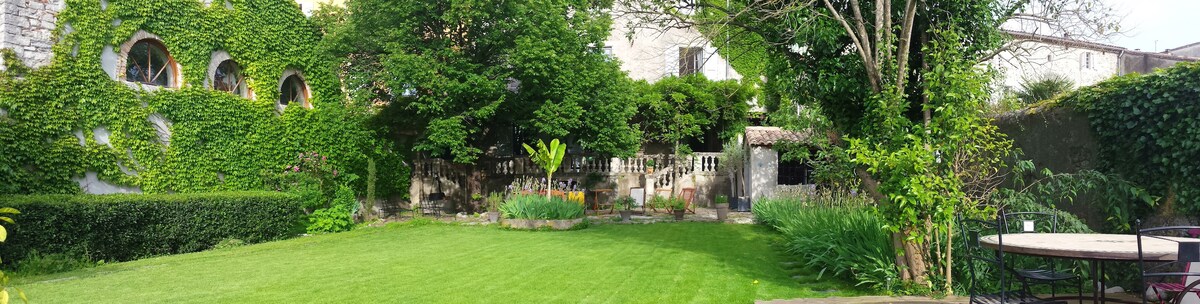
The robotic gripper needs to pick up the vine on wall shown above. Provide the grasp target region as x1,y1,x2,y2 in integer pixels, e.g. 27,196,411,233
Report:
0,0,408,197
1062,62,1200,214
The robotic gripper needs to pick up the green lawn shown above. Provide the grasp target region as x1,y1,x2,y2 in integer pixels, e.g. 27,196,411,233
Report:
17,222,864,303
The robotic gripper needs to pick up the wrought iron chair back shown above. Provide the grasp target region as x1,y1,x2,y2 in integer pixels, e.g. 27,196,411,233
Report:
1136,223,1200,304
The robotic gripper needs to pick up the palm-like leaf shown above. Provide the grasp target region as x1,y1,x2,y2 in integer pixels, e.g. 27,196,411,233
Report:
522,139,568,200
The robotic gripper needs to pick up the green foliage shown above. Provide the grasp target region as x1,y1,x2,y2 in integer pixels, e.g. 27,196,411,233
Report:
647,195,686,211
1014,73,1075,105
633,75,756,152
485,192,504,212
753,192,896,291
0,0,408,198
714,195,728,205
499,194,585,220
994,161,1156,232
0,49,29,79
614,196,636,211
0,207,25,304
307,204,355,234
0,192,303,265
1061,62,1200,214
324,0,640,163
307,184,358,233
210,238,246,250
523,138,568,197
849,29,1005,237
15,250,98,276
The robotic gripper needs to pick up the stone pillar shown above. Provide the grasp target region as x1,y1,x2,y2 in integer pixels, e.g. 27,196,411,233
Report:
0,0,65,69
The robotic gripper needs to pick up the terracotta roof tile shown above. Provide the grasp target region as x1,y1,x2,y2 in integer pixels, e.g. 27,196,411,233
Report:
745,126,809,146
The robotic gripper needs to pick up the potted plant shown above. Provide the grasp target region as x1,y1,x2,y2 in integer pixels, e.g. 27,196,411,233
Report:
668,197,686,221
645,158,656,174
714,194,730,222
718,140,749,212
615,196,635,222
485,192,503,222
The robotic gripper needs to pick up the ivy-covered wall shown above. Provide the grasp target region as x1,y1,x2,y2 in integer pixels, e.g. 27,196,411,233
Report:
0,0,408,197
1062,62,1200,215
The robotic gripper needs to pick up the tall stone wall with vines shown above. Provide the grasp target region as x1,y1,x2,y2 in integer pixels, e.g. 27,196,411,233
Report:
0,0,409,197
1062,62,1200,215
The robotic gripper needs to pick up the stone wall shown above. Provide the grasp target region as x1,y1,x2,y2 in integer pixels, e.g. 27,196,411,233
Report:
0,0,63,69
993,107,1106,228
410,153,732,214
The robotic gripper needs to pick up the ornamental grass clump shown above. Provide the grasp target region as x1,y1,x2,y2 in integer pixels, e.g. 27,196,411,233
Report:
753,191,897,290
499,194,585,220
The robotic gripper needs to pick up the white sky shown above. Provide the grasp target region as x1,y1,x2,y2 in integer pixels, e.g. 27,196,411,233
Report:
1103,0,1200,52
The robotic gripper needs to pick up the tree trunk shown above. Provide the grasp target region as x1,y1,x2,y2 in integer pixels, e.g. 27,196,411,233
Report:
464,164,485,213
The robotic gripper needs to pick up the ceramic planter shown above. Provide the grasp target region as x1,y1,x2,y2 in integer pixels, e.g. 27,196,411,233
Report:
619,210,632,222
714,203,729,221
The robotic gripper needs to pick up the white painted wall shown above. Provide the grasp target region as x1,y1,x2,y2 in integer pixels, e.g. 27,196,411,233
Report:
989,40,1121,97
745,145,777,204
605,7,742,82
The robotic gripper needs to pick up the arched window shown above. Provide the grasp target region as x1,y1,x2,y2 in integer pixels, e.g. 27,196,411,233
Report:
279,74,309,109
213,60,247,97
124,40,176,87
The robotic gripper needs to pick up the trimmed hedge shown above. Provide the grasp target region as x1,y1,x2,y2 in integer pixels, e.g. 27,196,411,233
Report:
0,192,304,265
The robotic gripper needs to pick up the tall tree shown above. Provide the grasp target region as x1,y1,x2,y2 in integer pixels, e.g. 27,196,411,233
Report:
618,0,1117,289
322,0,642,208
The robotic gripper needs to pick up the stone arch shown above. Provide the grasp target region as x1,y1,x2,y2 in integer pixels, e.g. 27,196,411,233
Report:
115,30,183,89
206,51,253,99
277,68,312,111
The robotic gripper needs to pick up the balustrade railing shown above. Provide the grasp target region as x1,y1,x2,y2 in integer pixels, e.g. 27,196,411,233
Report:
467,153,722,176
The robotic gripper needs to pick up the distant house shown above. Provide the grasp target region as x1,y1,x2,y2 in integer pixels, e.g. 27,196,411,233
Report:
603,5,743,82
988,31,1198,99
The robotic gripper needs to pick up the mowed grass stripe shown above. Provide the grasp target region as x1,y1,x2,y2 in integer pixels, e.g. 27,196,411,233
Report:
17,222,865,303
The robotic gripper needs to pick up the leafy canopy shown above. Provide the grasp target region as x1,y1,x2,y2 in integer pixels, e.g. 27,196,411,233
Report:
326,0,641,164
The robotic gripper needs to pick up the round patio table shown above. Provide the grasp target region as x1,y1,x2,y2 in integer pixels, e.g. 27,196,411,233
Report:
980,233,1189,303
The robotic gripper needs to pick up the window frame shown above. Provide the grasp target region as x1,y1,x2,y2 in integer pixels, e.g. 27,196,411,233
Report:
277,69,312,111
117,32,181,89
206,51,253,99
678,47,703,76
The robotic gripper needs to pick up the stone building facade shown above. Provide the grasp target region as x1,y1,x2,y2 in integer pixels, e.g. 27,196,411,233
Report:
0,0,63,69
603,5,742,82
990,31,1197,99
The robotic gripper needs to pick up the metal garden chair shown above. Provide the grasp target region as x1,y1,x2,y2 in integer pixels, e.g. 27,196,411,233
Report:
1136,223,1200,304
958,213,1066,304
1002,211,1084,302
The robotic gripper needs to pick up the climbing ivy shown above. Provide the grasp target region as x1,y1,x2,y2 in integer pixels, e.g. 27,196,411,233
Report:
0,0,409,196
1062,62,1200,214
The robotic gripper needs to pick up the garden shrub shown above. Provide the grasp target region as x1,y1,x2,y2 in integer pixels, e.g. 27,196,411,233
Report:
753,192,897,290
306,185,358,233
14,250,97,276
0,192,303,266
499,194,585,220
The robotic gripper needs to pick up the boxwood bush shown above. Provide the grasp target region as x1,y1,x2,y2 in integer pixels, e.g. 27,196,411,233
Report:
0,192,304,266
